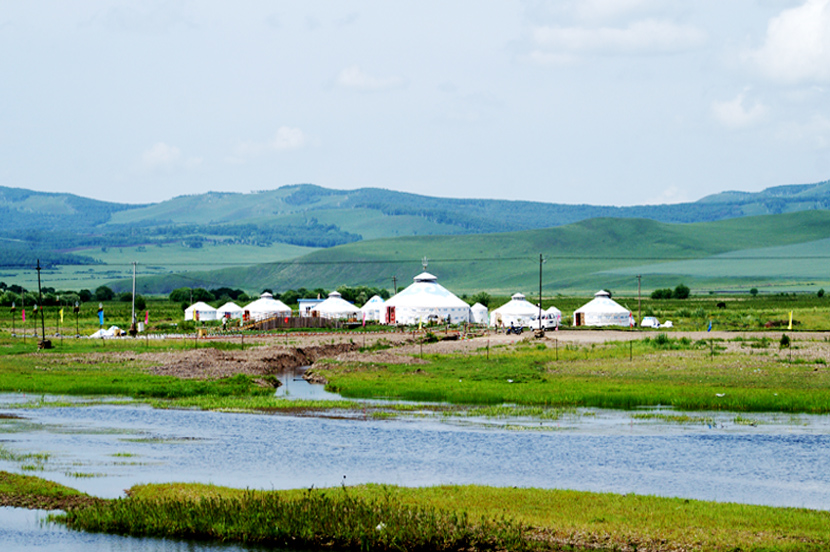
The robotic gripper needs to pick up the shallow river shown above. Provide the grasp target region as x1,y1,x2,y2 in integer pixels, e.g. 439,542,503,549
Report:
1,375,830,549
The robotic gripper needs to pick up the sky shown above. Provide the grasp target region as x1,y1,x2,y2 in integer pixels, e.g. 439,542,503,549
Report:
2,0,830,207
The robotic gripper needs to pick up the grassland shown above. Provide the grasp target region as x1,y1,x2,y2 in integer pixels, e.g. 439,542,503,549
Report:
135,210,830,296
0,478,809,551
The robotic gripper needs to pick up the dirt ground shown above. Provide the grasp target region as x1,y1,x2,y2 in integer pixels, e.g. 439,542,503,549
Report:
106,328,830,381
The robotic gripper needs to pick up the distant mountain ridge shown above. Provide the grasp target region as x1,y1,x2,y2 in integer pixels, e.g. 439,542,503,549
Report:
1,179,829,270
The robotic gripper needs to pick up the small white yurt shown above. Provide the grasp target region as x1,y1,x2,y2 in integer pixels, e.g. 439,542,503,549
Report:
470,303,489,325
383,272,471,325
573,290,632,327
216,301,243,320
489,293,541,328
185,301,217,321
545,306,563,325
242,292,291,321
311,291,360,320
360,295,385,322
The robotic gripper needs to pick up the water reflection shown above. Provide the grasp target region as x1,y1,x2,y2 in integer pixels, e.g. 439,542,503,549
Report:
0,507,255,552
0,397,829,510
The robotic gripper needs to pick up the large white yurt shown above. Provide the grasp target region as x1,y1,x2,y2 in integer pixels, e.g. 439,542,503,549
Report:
216,301,243,320
470,302,489,325
184,301,217,321
383,272,471,325
242,292,291,321
311,291,360,320
573,290,632,327
360,295,385,322
489,293,541,328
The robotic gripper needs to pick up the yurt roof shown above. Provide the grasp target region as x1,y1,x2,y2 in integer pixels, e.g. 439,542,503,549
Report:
384,272,468,309
545,305,562,315
360,295,385,312
574,291,630,314
492,294,541,316
244,296,291,313
216,301,243,313
471,302,489,312
185,301,216,313
312,292,359,315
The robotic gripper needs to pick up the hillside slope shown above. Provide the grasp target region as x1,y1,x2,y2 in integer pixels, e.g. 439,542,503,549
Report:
121,210,830,296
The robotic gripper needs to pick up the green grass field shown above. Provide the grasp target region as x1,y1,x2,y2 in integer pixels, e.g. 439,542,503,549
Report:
119,210,830,296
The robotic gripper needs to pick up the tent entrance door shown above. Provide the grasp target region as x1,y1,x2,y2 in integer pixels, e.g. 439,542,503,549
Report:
386,306,396,325
575,313,584,327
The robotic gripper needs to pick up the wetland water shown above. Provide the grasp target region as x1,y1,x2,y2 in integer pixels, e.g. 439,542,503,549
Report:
2,377,830,549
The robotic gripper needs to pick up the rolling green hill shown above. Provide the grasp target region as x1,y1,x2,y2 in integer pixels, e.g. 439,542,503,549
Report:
115,210,830,297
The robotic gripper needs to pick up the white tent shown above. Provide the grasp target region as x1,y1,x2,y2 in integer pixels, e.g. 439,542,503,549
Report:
184,301,217,321
360,295,385,322
489,293,541,328
470,302,489,325
216,301,243,320
242,292,291,321
545,306,563,325
382,272,471,325
573,290,632,327
311,291,360,320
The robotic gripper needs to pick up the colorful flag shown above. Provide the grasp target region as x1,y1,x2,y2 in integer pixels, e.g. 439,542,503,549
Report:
98,309,104,326
362,311,366,328
788,311,793,330
707,320,712,332
145,311,149,324
59,308,64,323
21,309,25,322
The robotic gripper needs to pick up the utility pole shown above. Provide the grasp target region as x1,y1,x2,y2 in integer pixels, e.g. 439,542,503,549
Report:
130,262,137,336
36,259,50,349
637,274,642,329
392,276,397,295
538,253,545,333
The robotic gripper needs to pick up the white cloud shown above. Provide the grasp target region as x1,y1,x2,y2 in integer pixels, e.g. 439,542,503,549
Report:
531,19,706,56
777,114,830,148
141,142,181,169
711,92,768,129
337,65,405,91
573,0,657,21
746,0,830,83
270,126,306,150
232,127,307,160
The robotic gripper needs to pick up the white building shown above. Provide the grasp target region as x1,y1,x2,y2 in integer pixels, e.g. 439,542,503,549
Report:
216,301,243,320
470,302,489,325
242,292,291,321
573,290,632,327
382,271,471,325
489,293,541,328
184,301,217,321
360,295,386,322
310,291,360,320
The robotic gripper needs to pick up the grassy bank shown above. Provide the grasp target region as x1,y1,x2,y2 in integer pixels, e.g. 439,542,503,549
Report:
42,479,830,551
319,335,830,413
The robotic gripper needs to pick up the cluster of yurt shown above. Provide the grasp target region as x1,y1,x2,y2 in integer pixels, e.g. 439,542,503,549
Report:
181,272,632,330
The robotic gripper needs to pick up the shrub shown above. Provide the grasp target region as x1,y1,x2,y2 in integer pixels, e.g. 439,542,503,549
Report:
94,286,114,301
750,287,759,297
673,284,691,299
818,288,825,298
780,334,790,349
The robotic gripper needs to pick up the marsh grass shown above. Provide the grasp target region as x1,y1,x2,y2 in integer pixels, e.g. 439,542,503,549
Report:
59,487,528,552
119,482,830,552
323,338,830,413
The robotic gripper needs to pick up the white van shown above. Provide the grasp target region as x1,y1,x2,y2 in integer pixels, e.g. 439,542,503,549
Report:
531,312,560,330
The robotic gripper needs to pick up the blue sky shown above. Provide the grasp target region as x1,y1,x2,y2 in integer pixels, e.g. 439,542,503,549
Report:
2,1,830,206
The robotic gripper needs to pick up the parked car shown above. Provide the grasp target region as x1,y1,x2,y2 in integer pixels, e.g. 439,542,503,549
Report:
640,316,660,328
531,312,560,330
